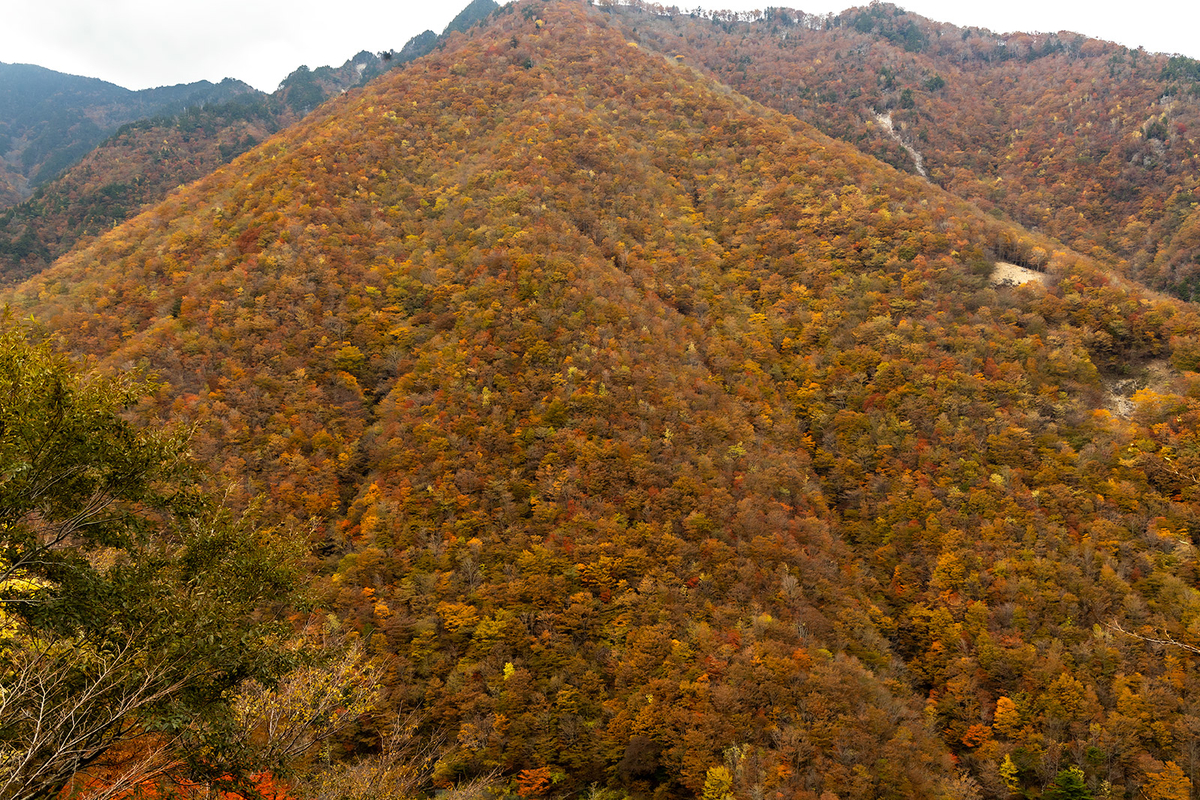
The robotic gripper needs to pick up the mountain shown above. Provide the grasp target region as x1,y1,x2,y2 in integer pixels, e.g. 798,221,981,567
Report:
11,1,1200,300
599,2,1200,299
0,3,500,284
0,62,259,202
8,1,1200,798
0,95,282,282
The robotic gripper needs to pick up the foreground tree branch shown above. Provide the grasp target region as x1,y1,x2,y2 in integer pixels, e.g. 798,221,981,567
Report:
0,324,297,800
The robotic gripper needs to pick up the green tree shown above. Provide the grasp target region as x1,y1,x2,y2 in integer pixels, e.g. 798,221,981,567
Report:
1044,766,1092,800
0,324,295,800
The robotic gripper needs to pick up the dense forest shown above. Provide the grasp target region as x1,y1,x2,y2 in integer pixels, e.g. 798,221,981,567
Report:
602,2,1200,298
0,1,498,284
6,2,1200,799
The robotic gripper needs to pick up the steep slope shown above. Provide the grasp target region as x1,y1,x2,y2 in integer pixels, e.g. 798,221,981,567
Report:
602,3,1200,297
0,4,499,284
0,96,280,283
9,2,1200,798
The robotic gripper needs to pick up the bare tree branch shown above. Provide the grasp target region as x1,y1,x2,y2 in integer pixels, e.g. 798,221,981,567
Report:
1107,620,1200,655
0,629,217,800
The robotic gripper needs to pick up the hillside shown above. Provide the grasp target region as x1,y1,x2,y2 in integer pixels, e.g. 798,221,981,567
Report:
0,56,382,284
0,1,499,284
8,2,1200,799
601,2,1200,299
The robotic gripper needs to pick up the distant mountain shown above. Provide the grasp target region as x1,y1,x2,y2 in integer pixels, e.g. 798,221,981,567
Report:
0,94,283,282
0,63,258,201
10,2,1200,798
601,2,1200,298
0,1,499,283
360,0,499,74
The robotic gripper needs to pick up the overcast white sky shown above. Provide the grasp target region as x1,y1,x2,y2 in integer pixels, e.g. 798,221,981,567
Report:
2,0,1198,93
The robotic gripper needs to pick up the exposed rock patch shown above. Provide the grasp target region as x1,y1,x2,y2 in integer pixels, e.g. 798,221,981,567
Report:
874,111,927,178
991,261,1047,287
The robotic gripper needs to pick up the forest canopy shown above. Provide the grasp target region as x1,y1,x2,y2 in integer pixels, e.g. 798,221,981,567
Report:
7,1,1200,798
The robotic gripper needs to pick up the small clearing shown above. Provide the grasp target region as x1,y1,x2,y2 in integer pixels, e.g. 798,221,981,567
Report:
1103,358,1175,418
990,261,1047,287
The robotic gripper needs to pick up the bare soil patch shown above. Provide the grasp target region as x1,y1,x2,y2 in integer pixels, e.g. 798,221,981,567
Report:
991,261,1047,287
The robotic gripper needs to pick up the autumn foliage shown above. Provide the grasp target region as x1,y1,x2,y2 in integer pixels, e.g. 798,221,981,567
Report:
604,2,1200,299
7,2,1200,799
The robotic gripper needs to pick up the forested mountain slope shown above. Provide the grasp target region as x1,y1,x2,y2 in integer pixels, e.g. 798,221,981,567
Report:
8,2,1200,798
604,2,1200,299
0,2,498,284
0,96,281,283
0,62,257,202
0,54,385,285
